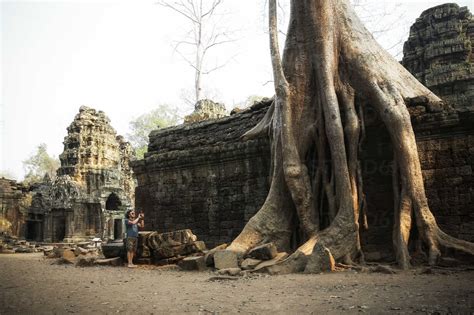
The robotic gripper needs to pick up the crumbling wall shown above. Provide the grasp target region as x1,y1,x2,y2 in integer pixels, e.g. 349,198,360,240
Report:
134,3,474,258
402,3,474,112
134,97,473,257
360,100,473,260
0,178,31,237
133,102,271,248
184,99,228,124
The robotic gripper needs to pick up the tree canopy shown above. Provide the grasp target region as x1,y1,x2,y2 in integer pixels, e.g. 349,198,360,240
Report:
22,143,59,184
127,104,181,159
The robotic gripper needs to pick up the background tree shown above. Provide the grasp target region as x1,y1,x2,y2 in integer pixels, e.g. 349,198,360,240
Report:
227,0,474,273
22,143,59,184
127,104,180,159
158,0,235,105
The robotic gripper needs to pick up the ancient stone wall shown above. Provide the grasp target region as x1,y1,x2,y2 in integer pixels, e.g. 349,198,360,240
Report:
133,101,271,248
402,3,473,112
360,100,473,260
0,178,31,237
134,98,473,258
134,3,474,258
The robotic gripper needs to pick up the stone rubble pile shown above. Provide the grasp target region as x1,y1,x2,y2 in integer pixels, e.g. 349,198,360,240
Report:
0,234,51,254
0,234,113,267
97,230,336,274
102,229,207,265
184,99,227,124
179,241,335,276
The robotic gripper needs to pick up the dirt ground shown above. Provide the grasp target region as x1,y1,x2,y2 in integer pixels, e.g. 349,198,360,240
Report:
0,253,473,314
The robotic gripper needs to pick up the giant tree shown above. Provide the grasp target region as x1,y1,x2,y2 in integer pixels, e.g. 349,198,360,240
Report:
227,0,474,272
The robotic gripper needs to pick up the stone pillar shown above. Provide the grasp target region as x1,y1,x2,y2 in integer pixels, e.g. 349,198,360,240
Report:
63,208,75,242
43,213,52,243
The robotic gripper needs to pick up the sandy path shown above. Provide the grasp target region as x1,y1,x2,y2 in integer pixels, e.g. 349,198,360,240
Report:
0,253,473,314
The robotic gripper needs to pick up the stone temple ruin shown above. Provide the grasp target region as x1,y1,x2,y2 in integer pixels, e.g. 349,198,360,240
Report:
0,106,135,242
402,3,473,113
133,3,474,260
0,4,473,264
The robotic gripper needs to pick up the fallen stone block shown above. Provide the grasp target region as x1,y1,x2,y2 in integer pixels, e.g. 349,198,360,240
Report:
74,247,89,256
52,247,65,258
62,249,77,264
137,244,151,258
304,244,335,273
178,256,207,271
14,247,35,253
214,250,239,270
253,252,289,272
241,258,262,270
204,243,227,266
247,243,277,260
102,242,125,259
153,240,207,260
96,257,122,267
147,229,198,250
76,242,91,249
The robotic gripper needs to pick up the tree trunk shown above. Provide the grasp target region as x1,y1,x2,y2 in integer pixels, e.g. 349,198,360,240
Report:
227,0,474,272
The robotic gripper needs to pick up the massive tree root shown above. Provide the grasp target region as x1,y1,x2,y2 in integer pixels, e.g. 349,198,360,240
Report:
227,0,474,272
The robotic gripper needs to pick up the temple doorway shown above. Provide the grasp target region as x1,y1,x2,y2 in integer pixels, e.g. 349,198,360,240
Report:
105,193,121,210
51,209,66,242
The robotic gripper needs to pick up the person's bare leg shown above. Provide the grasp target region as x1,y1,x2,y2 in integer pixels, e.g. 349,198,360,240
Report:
127,251,136,267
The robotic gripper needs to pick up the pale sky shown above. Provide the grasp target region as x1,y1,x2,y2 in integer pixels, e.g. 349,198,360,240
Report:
1,0,473,180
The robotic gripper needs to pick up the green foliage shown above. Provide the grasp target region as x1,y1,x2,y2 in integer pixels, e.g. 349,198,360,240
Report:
22,143,60,184
127,104,181,159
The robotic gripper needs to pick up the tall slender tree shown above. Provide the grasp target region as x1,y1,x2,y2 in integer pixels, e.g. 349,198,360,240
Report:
227,0,474,272
159,0,235,104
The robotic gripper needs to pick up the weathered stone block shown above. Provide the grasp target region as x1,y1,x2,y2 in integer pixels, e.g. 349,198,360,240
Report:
247,242,277,260
74,247,88,256
204,243,227,266
214,250,239,269
102,242,125,258
241,258,262,270
253,252,289,273
146,229,197,250
178,256,207,271
61,249,76,264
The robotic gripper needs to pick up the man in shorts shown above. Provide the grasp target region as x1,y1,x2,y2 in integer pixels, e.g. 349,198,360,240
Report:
125,209,144,268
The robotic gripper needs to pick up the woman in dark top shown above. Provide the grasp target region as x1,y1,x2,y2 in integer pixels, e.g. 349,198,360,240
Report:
125,209,144,268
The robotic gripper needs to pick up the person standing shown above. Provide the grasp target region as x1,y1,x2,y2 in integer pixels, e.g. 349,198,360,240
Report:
124,209,144,268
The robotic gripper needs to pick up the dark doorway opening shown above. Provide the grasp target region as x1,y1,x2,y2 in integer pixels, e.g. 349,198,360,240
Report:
52,209,66,242
26,221,42,241
106,193,121,211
